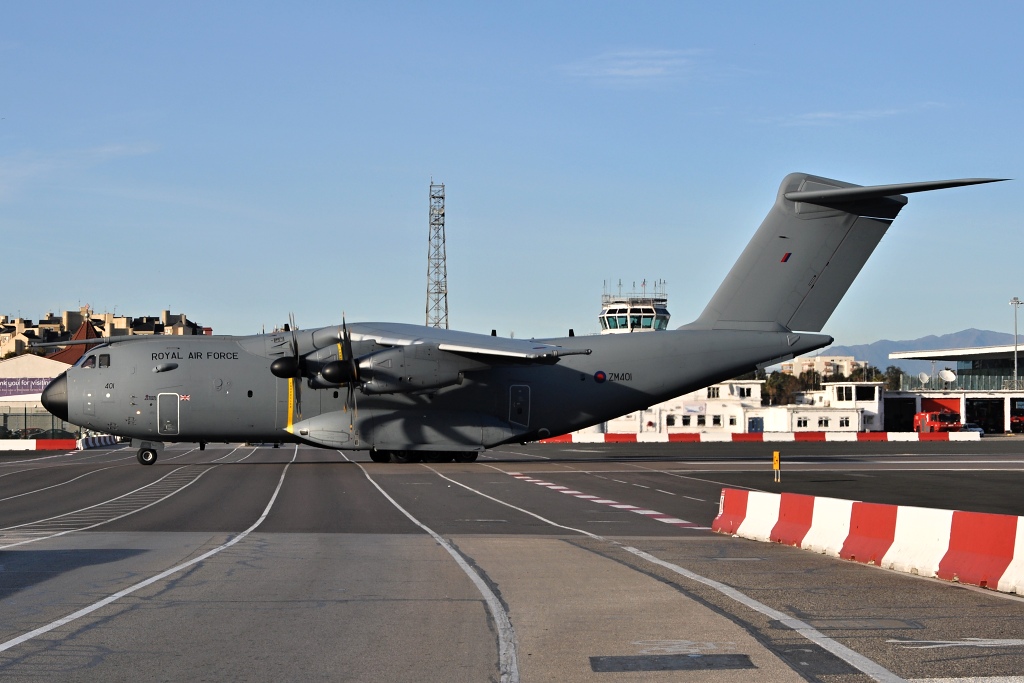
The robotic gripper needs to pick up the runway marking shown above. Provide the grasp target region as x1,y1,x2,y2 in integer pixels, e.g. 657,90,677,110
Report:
448,466,904,683
494,449,550,460
342,454,519,683
0,465,215,549
210,446,242,462
232,447,260,463
0,446,298,655
504,471,708,529
623,546,904,683
0,466,120,503
889,638,1024,649
656,489,676,496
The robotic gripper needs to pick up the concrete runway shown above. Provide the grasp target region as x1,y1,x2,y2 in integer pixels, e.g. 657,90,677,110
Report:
2,440,1024,682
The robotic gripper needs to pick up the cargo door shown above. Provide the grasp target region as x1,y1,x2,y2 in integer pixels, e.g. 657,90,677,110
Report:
509,385,530,427
158,393,180,436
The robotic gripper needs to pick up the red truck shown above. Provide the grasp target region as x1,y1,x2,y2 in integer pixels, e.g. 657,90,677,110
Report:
914,410,962,433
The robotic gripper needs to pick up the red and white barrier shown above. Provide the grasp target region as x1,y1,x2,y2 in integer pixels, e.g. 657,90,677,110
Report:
540,431,981,444
0,439,78,451
712,488,1024,594
77,435,118,450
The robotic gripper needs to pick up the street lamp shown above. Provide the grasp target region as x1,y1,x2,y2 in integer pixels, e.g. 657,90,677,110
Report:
1011,297,1022,390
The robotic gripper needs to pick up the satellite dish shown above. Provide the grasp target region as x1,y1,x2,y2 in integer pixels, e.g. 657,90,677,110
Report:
918,372,930,384
939,369,957,382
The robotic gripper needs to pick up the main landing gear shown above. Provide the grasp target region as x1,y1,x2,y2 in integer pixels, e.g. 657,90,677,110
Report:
137,448,158,466
367,449,479,464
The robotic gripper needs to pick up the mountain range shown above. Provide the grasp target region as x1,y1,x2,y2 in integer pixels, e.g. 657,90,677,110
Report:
817,329,1016,375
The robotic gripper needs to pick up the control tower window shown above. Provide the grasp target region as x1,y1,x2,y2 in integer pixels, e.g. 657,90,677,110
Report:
629,312,641,329
99,354,111,368
641,315,654,329
606,316,619,329
654,317,669,330
599,318,608,330
82,355,96,369
617,315,628,328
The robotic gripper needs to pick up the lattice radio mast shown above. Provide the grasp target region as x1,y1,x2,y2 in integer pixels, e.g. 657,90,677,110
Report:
425,181,449,328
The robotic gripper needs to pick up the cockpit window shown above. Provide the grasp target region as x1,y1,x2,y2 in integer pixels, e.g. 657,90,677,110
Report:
82,355,96,369
99,354,111,368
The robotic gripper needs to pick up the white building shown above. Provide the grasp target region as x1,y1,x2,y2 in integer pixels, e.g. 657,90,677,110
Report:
600,380,883,435
780,355,864,378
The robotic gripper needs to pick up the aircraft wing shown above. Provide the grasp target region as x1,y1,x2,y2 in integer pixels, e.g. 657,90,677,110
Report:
349,322,590,361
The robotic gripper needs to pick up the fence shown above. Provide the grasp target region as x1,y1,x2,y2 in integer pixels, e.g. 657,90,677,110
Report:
0,406,83,439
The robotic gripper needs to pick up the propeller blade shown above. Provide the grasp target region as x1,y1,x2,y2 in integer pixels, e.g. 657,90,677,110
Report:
288,313,301,418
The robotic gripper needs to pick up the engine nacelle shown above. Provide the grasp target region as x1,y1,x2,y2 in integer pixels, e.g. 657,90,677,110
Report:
359,344,478,394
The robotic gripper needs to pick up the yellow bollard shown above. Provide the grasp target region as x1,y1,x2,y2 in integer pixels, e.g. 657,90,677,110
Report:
772,450,781,483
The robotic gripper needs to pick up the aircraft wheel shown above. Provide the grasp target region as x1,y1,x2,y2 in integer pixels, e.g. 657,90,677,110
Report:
453,452,478,463
392,451,422,463
369,449,390,463
199,442,206,451
138,449,158,466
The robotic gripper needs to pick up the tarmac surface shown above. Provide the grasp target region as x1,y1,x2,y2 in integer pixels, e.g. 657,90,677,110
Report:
2,439,1024,682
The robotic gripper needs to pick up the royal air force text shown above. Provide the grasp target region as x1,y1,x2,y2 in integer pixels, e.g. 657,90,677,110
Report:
151,351,240,361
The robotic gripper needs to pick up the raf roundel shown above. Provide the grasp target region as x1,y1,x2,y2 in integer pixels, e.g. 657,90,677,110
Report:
594,371,607,384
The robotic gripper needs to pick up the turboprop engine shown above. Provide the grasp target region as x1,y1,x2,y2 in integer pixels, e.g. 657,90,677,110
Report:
354,343,488,394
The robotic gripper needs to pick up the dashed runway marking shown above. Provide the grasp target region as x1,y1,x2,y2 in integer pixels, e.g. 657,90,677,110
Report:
506,472,710,530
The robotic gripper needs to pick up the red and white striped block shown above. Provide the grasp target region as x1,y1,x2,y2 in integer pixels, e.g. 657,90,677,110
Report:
77,435,119,450
713,488,1024,594
540,431,980,444
0,439,78,451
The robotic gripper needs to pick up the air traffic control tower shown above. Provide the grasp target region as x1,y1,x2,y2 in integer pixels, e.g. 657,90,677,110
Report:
598,280,670,334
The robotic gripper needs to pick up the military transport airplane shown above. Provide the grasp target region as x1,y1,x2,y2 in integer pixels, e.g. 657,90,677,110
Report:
37,173,1003,465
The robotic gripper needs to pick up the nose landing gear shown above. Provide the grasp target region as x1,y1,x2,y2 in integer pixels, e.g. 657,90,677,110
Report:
137,448,158,465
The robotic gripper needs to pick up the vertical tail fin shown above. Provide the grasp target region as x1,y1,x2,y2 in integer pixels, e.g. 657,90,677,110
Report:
687,173,1003,333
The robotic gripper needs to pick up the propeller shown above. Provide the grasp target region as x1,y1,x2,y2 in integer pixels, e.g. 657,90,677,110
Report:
320,315,360,432
340,315,359,432
269,314,303,421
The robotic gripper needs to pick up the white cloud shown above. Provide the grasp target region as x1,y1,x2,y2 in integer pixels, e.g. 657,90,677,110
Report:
0,143,157,200
779,102,946,127
558,49,701,87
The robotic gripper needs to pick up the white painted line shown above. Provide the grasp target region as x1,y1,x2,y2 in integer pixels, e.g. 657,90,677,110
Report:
471,464,900,681
210,446,242,462
0,446,298,655
656,489,676,496
233,448,260,463
622,546,904,683
0,466,118,503
344,456,519,683
0,466,217,550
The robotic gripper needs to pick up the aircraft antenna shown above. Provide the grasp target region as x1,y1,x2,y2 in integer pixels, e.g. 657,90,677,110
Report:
426,181,449,328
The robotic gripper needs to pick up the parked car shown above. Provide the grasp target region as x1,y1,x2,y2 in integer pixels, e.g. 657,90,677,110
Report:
34,429,78,440
14,427,44,439
961,422,985,435
0,426,12,439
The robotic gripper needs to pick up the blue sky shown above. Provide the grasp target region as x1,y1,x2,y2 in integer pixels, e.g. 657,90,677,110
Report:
2,2,1021,346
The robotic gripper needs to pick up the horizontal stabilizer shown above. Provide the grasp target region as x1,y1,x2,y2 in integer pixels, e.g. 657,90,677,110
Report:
785,178,1005,204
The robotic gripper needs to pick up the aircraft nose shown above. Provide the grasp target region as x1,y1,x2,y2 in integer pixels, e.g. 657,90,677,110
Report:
41,372,69,422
